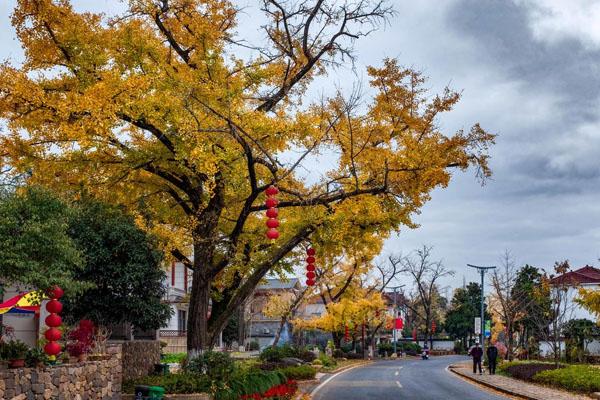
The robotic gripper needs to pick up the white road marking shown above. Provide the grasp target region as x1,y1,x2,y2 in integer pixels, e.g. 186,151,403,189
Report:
310,364,366,398
394,371,399,376
396,380,403,388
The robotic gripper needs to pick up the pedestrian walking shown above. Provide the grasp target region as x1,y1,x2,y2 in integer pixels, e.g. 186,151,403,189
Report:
487,341,498,375
469,341,483,375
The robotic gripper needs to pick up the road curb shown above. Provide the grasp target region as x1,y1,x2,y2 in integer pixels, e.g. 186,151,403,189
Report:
448,364,535,400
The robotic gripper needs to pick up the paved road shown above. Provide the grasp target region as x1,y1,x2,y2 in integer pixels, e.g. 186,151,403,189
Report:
312,356,509,400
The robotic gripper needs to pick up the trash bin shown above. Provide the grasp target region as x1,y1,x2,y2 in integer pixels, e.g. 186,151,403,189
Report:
134,385,165,400
148,386,165,399
134,385,150,400
154,363,169,375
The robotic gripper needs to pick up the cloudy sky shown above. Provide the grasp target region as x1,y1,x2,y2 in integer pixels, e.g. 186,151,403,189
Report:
2,0,600,289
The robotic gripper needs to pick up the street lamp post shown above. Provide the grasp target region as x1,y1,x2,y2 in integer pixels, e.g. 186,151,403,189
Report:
467,264,496,360
390,285,405,356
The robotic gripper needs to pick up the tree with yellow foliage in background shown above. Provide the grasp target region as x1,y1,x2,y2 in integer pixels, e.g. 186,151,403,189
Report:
577,289,600,326
0,0,495,353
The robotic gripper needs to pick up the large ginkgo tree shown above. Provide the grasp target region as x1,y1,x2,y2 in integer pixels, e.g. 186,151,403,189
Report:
0,0,495,352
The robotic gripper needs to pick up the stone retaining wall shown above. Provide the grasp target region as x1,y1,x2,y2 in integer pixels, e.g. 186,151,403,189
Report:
117,340,161,381
0,345,122,400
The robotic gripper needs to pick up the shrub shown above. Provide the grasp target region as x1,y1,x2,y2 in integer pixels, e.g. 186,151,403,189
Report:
533,365,600,393
297,348,317,363
248,341,260,351
377,342,393,356
312,359,323,366
161,352,187,364
123,373,210,394
344,352,364,360
67,320,95,357
503,362,562,381
318,354,336,368
259,345,298,362
333,349,345,359
217,370,288,400
278,365,316,380
186,351,234,380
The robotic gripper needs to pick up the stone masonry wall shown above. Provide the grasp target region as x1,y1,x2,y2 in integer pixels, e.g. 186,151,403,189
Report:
0,345,122,400
119,340,161,382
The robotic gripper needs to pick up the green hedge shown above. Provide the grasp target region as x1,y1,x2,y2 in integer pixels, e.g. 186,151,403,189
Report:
533,365,600,393
278,365,317,380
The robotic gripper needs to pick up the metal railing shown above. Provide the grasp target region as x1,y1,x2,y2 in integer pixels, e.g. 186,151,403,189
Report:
159,330,187,337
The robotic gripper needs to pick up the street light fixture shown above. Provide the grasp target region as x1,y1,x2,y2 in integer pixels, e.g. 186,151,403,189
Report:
467,264,496,359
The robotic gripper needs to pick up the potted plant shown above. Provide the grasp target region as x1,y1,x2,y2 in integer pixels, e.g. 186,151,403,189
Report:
89,325,111,361
26,347,48,368
0,340,30,368
67,320,95,362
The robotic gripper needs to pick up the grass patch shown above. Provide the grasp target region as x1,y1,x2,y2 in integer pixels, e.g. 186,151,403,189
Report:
161,352,187,364
321,358,366,373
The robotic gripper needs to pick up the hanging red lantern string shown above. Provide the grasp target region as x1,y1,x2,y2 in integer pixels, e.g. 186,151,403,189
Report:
265,185,280,240
44,286,64,359
305,247,317,286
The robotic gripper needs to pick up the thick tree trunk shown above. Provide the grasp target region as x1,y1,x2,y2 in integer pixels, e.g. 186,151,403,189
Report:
332,332,342,349
187,267,211,354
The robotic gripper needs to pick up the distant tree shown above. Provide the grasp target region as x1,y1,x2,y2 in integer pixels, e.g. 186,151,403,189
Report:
395,246,454,349
0,187,83,294
62,199,172,331
512,264,549,355
445,282,489,351
490,250,533,360
530,261,575,366
563,319,600,363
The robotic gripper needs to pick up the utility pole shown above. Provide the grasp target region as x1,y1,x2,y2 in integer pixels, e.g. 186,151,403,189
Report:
467,264,496,361
390,285,405,356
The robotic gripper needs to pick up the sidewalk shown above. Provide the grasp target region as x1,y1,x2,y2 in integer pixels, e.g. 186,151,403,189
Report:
449,362,594,400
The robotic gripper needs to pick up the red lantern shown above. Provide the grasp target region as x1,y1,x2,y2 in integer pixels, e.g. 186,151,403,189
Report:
266,218,280,228
266,208,278,218
306,271,316,279
306,256,315,264
306,279,315,286
47,286,64,299
46,299,63,314
45,327,62,341
45,313,62,327
265,185,279,196
266,228,280,240
265,198,278,208
431,320,437,334
344,325,350,341
306,264,315,272
306,248,316,256
44,341,61,356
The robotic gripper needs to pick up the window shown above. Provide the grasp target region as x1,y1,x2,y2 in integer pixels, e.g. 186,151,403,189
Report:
178,309,187,332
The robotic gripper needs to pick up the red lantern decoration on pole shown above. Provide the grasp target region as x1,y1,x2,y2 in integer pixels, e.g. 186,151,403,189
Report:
431,320,437,335
305,247,317,286
44,286,63,360
265,185,280,240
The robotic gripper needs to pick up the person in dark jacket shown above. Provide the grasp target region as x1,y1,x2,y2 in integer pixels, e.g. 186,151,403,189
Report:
470,342,483,374
487,342,499,375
